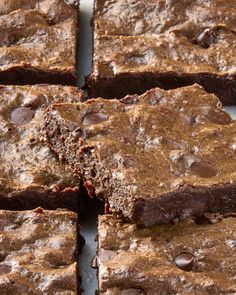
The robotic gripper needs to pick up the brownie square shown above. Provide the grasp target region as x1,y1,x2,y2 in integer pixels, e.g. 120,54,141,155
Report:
0,84,84,211
44,84,236,226
0,0,78,85
97,214,236,294
0,208,80,294
87,0,236,105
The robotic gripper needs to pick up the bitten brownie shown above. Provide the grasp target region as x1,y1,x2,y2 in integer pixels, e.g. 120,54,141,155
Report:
0,0,78,85
44,84,236,226
0,84,83,211
0,208,80,294
87,0,236,105
97,214,236,295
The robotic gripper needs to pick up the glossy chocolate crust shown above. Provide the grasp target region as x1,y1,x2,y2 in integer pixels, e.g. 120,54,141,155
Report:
97,214,236,295
0,84,84,212
0,0,78,85
44,84,236,226
0,208,79,294
87,0,236,104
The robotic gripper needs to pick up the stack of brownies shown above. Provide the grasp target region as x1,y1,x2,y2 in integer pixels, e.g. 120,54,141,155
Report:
0,0,236,294
0,1,84,294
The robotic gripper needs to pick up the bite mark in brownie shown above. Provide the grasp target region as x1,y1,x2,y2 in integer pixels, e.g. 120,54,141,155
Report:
87,0,236,104
0,208,80,294
44,84,236,226
0,84,84,212
97,214,236,295
0,0,78,85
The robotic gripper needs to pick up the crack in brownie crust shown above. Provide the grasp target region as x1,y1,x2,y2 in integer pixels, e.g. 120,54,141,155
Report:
97,214,236,295
0,0,78,85
87,0,236,104
44,84,236,226
0,209,78,294
0,84,84,211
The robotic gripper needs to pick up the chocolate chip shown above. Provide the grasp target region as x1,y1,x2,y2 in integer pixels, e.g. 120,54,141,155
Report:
98,249,117,263
190,161,217,178
175,252,195,271
195,28,216,48
9,106,35,125
121,289,143,295
121,94,139,105
127,54,148,65
83,112,108,126
207,109,231,125
72,127,86,140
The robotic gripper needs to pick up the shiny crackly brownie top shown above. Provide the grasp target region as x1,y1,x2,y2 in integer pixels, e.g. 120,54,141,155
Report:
98,214,236,295
93,0,236,76
0,84,83,199
0,0,77,74
44,84,236,225
0,208,77,294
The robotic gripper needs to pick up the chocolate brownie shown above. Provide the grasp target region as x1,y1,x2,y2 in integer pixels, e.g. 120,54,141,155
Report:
87,0,236,105
97,214,236,295
44,84,236,226
0,208,81,294
0,0,78,85
0,84,84,211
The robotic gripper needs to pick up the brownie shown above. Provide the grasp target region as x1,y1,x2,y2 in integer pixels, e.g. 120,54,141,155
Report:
0,0,78,85
87,0,236,105
44,84,236,226
97,214,236,295
0,84,84,212
0,208,80,294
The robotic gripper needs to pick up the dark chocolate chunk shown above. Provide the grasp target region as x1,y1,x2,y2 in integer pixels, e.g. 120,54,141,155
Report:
175,252,195,271
72,127,86,140
195,28,217,48
9,107,35,125
190,161,217,178
83,112,108,126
